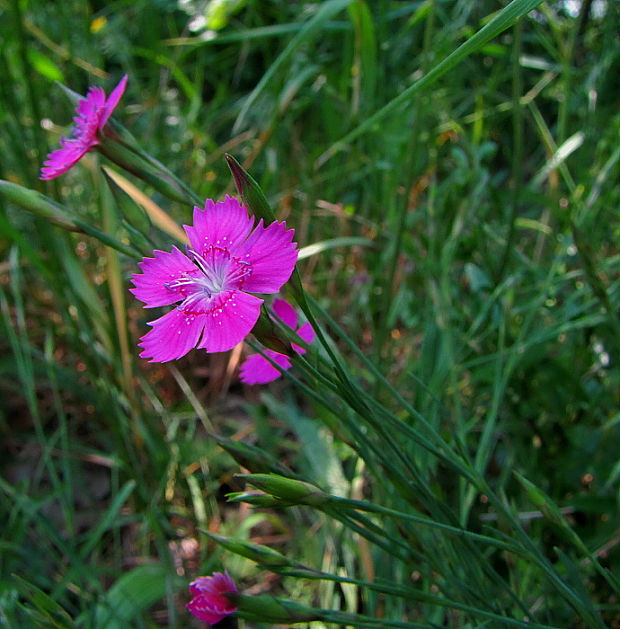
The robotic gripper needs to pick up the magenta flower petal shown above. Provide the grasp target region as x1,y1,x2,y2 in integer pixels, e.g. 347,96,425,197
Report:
73,89,104,140
99,74,128,130
272,298,298,329
237,220,298,293
186,600,225,625
184,196,254,255
75,87,106,122
195,290,263,353
292,321,316,355
240,350,292,384
130,246,199,308
139,308,206,363
271,298,314,353
240,299,315,385
187,572,237,625
40,140,90,180
40,75,128,180
191,572,237,600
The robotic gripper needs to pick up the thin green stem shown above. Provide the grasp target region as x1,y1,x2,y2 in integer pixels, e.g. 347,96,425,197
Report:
277,568,561,629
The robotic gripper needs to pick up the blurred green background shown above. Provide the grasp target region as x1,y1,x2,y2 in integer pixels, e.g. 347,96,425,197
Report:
1,0,619,627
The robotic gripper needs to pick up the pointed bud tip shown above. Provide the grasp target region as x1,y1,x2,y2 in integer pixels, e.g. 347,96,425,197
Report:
225,153,249,195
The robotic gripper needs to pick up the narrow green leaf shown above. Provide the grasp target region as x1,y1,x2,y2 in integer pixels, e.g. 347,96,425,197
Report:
12,575,77,629
79,481,135,559
84,565,169,629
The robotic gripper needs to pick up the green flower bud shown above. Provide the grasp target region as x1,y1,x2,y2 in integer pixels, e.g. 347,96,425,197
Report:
250,306,292,354
225,154,277,225
0,180,80,232
227,491,295,508
238,474,328,506
204,531,292,567
515,472,564,525
0,180,138,258
209,433,297,477
228,594,319,623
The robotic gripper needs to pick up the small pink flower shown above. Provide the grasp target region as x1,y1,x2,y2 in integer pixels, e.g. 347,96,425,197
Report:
131,196,298,362
187,572,237,625
40,74,128,180
239,298,315,384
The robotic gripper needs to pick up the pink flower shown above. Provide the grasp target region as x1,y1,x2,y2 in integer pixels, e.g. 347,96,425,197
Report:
40,74,128,180
239,298,315,384
187,572,237,625
131,196,298,362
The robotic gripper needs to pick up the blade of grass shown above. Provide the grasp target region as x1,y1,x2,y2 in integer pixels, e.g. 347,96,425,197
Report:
233,0,355,132
317,0,545,165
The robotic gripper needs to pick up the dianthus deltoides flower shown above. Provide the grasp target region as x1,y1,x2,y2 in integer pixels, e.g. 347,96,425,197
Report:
131,196,298,362
187,572,237,625
240,298,315,384
40,74,128,180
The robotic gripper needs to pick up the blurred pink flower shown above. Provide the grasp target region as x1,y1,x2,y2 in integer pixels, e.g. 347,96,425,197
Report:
40,74,128,180
240,298,315,384
187,572,237,625
131,196,298,362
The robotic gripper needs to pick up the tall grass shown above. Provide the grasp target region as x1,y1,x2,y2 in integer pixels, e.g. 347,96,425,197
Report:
1,0,619,627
